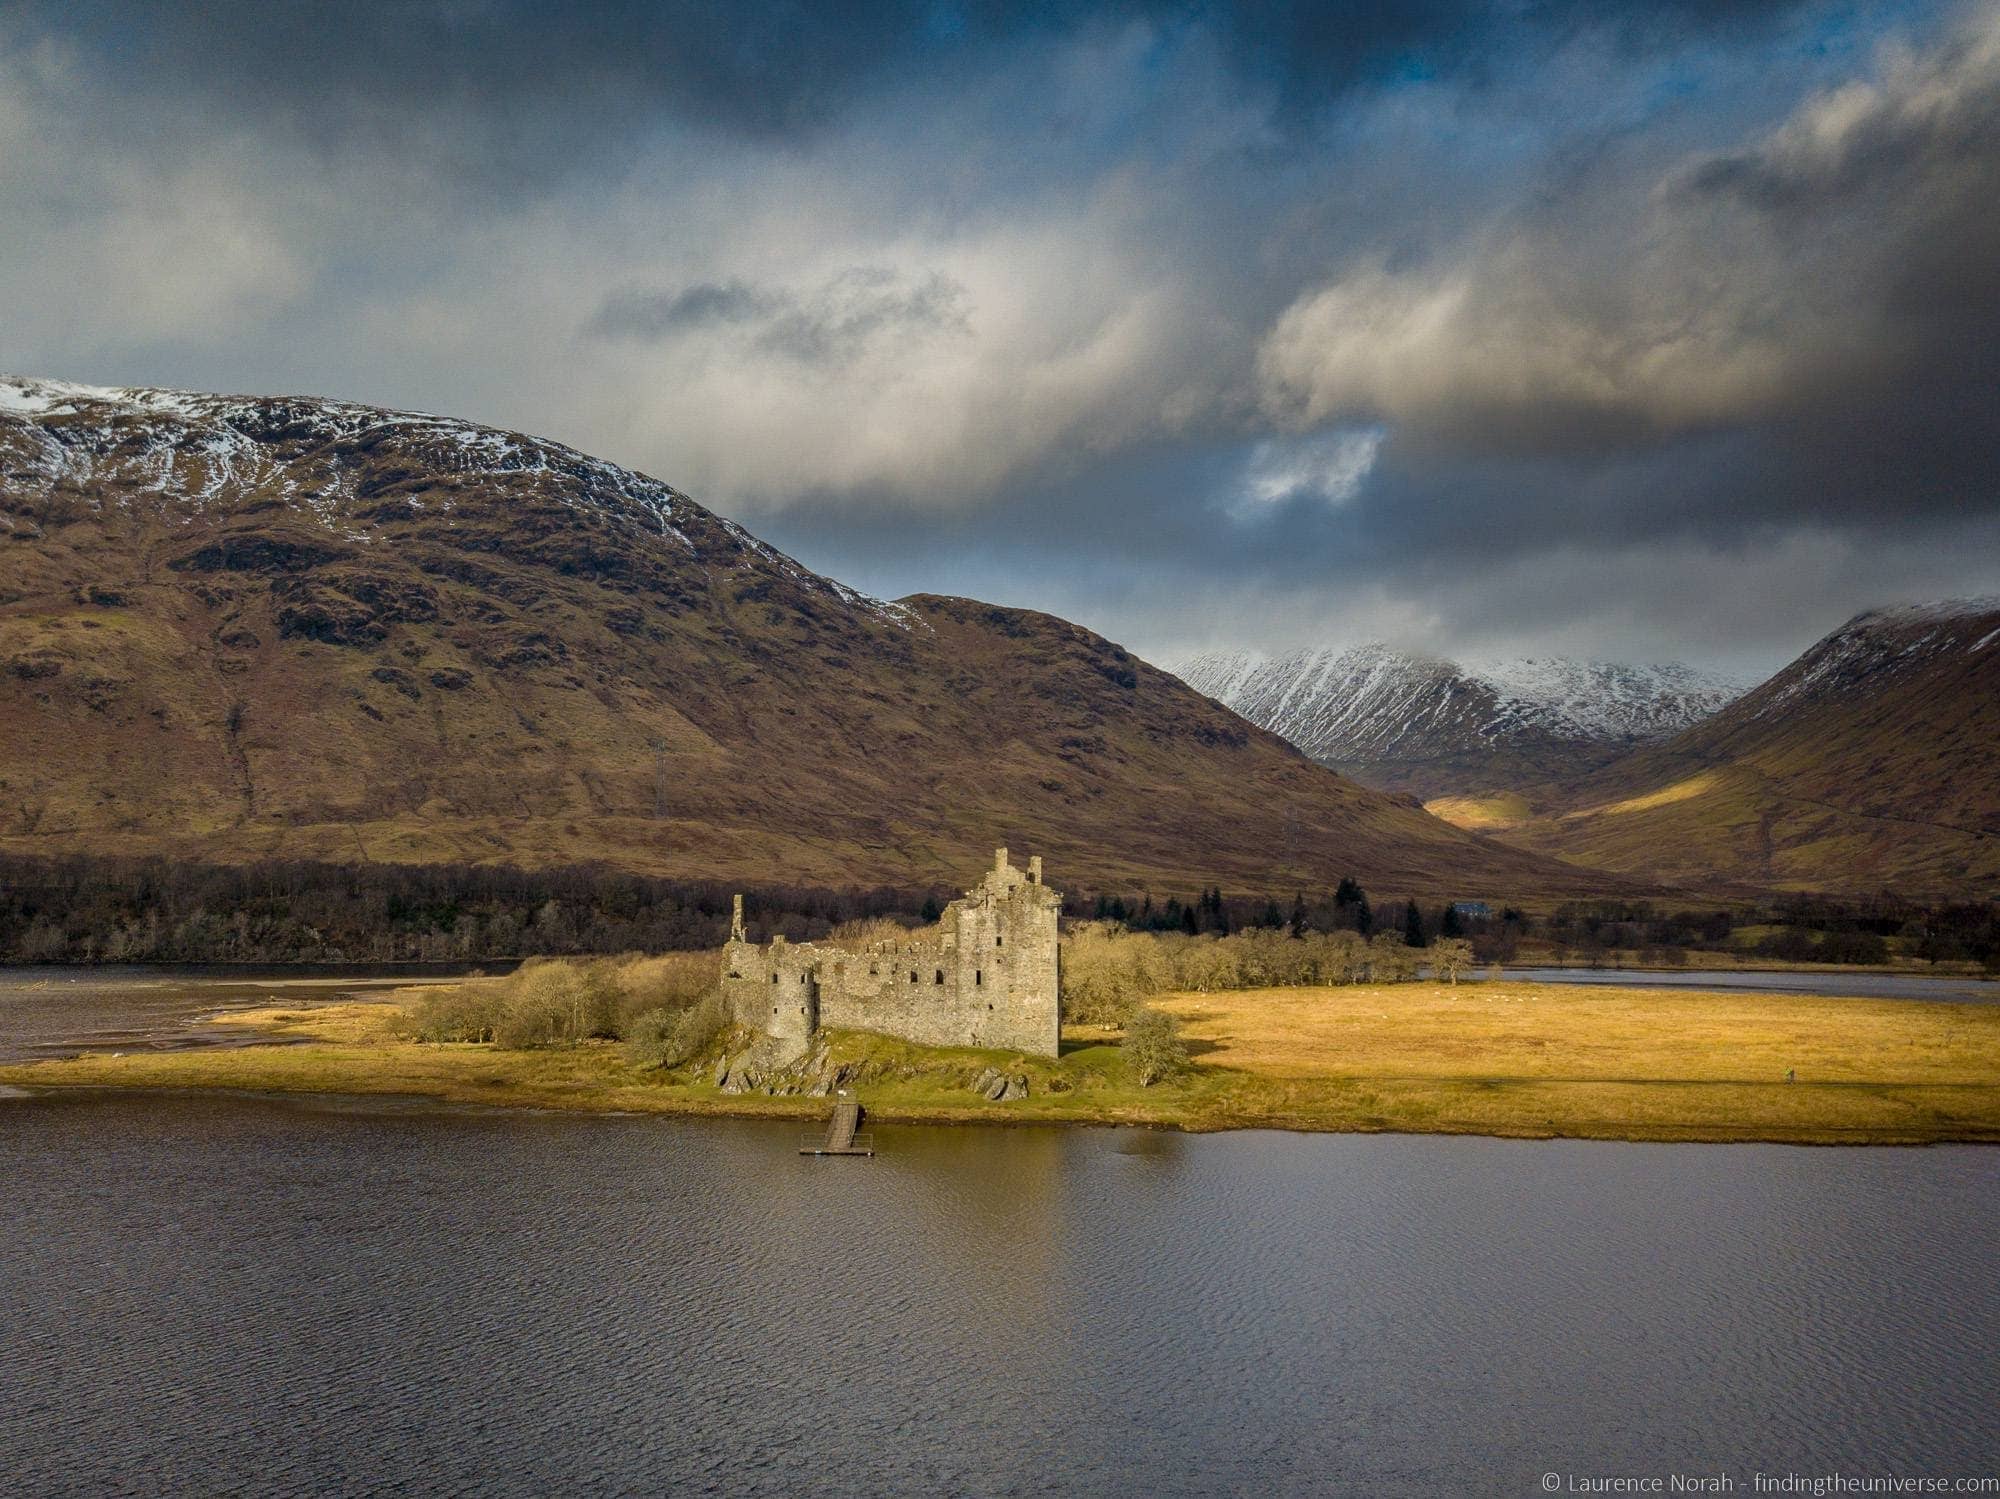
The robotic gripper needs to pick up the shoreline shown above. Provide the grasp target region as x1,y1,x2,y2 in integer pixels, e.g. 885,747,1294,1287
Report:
9,1079,1992,1148
1511,958,1996,980
3,956,1988,981
5,980,1998,1147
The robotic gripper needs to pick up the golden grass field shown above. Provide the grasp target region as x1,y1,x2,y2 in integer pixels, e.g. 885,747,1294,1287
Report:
4,979,1997,1144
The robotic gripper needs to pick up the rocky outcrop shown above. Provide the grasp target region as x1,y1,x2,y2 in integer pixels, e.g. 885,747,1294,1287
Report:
709,1033,1035,1102
971,1066,1030,1101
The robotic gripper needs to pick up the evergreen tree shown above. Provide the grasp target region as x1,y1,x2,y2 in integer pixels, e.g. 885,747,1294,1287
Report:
1260,899,1284,930
1439,903,1464,939
1204,888,1231,936
920,894,942,923
1334,876,1362,908
1181,903,1199,936
1403,899,1427,948
1356,897,1374,937
1289,892,1308,939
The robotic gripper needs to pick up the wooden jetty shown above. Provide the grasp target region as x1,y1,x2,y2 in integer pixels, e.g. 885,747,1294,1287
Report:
800,1098,875,1156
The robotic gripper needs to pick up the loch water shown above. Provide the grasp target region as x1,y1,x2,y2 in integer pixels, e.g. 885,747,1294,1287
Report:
4,1088,1997,1497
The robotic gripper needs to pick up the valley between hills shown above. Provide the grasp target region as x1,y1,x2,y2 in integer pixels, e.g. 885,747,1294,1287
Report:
1182,604,2000,902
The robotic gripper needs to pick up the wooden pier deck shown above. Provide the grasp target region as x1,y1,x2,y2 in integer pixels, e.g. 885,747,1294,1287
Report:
801,1099,875,1156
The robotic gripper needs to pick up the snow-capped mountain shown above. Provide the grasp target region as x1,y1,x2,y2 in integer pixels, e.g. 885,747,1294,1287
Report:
1500,598,2000,896
0,376,909,624
1732,597,2000,723
0,376,1601,896
1173,643,1747,797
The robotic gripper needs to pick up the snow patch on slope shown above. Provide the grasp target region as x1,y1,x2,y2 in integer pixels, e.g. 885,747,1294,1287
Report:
1743,598,2000,721
0,375,917,629
1468,657,1747,741
1174,643,1748,765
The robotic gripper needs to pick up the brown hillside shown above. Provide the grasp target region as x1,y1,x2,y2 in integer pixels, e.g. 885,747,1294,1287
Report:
1496,602,2000,898
0,378,1606,900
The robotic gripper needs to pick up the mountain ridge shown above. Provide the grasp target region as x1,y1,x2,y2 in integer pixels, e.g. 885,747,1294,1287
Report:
1173,642,1745,801
1492,599,2000,897
0,376,1612,900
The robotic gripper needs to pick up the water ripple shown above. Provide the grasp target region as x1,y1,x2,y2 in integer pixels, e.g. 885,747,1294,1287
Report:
1,1095,1996,1497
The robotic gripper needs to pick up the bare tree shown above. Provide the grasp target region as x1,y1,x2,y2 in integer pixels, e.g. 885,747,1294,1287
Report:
1431,938,1475,986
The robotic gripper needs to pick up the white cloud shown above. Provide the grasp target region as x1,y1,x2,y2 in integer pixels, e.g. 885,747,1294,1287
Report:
1256,3,2000,446
1234,427,1385,516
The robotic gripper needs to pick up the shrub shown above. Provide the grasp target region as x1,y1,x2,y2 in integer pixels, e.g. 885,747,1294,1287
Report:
1058,923,1437,1020
1059,922,1152,1024
490,958,622,1048
1123,1007,1189,1087
407,950,731,1051
404,983,509,1042
607,950,720,1030
626,990,729,1070
821,916,935,952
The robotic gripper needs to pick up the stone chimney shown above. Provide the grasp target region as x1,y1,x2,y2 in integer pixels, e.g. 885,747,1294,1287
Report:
994,846,1009,874
730,893,745,942
1028,855,1042,885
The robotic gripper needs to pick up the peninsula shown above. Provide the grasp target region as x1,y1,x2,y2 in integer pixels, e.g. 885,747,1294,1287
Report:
6,974,1996,1146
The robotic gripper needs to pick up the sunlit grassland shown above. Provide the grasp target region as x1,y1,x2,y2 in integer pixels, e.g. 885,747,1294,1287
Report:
1422,791,1535,830
4,981,1997,1144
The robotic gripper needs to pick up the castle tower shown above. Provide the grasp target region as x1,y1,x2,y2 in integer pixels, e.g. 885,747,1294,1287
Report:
716,848,1062,1058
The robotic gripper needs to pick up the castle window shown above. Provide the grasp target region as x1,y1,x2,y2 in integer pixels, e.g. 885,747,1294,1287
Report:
996,934,1003,947
910,970,918,983
975,970,982,986
935,969,945,985
771,974,779,985
801,973,809,984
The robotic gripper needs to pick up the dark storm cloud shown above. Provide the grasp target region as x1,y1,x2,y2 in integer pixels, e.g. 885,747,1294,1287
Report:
22,0,1819,166
7,0,1996,671
1256,4,2000,553
591,282,773,337
588,269,970,365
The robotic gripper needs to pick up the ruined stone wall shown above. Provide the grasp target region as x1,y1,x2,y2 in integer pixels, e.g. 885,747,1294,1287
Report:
721,849,1061,1058
721,934,818,1049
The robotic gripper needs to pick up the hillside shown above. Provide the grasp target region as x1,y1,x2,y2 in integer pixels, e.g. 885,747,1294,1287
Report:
1174,644,1742,802
0,377,1607,900
1494,601,2000,897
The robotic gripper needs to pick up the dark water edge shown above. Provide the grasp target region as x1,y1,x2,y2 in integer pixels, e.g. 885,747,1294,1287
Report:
1503,965,1999,1003
0,965,504,1064
3,1090,1997,1498
0,960,524,977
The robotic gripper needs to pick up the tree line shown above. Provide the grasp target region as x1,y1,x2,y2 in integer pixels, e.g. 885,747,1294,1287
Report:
1070,882,2000,972
0,851,1991,972
0,854,937,965
1059,923,1476,1027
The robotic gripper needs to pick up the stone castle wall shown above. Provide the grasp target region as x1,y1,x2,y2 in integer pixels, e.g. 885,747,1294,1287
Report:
721,848,1061,1058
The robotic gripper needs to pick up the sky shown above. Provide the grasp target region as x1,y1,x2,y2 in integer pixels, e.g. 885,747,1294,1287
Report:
4,0,1999,677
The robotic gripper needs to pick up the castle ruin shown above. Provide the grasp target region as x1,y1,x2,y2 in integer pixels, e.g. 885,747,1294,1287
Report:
722,848,1061,1057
